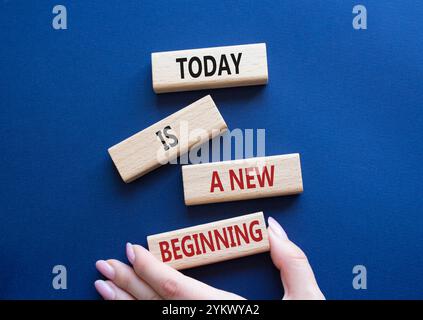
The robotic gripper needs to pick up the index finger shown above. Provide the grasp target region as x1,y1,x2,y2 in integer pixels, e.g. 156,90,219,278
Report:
126,243,244,300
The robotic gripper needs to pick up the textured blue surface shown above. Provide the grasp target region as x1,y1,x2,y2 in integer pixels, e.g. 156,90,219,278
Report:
1,0,422,299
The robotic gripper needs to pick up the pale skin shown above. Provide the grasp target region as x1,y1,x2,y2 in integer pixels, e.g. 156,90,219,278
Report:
94,217,325,300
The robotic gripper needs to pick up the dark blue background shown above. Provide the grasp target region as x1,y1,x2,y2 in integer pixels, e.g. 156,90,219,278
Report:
1,0,422,299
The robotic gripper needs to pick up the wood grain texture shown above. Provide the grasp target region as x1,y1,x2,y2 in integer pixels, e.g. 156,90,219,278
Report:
147,212,269,270
108,95,227,183
182,154,303,205
152,43,268,93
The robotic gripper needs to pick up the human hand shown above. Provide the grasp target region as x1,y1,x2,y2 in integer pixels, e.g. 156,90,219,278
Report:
94,217,325,300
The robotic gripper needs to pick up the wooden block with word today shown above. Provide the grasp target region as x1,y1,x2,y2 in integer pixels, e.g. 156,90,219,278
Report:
147,212,269,270
152,43,268,93
182,154,303,205
108,95,227,183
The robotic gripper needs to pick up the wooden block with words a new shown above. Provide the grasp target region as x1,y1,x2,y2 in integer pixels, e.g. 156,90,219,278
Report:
147,212,269,270
108,95,227,183
182,154,303,205
152,43,268,93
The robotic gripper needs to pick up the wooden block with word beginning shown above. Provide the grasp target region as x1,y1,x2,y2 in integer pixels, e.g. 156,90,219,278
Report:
147,212,269,270
108,95,227,183
152,43,268,93
182,154,303,205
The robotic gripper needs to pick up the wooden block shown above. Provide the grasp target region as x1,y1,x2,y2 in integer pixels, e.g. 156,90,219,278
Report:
147,212,269,270
108,95,227,183
152,43,268,93
182,154,303,205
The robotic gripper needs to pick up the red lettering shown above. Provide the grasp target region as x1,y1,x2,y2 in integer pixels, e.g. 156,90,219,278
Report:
170,238,182,260
181,235,195,257
249,220,263,242
245,167,256,189
255,165,274,187
158,220,264,263
199,231,215,252
210,171,224,193
227,226,236,247
192,234,202,255
234,223,250,245
159,241,172,262
229,169,244,190
213,228,229,250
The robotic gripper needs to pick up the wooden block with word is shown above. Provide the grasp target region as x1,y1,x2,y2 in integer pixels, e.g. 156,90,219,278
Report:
108,95,227,183
147,212,269,270
152,43,268,93
182,154,303,205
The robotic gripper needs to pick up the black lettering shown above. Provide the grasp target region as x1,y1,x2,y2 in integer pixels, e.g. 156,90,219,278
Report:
176,58,187,79
230,53,242,74
188,56,202,78
203,55,216,77
218,54,231,76
155,130,169,151
163,126,178,148
156,125,178,151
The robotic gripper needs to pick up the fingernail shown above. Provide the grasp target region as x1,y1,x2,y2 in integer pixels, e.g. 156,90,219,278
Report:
126,242,135,264
95,260,115,280
268,216,288,240
94,280,115,300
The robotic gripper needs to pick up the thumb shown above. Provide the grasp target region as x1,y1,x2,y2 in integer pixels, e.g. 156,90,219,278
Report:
267,217,325,300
